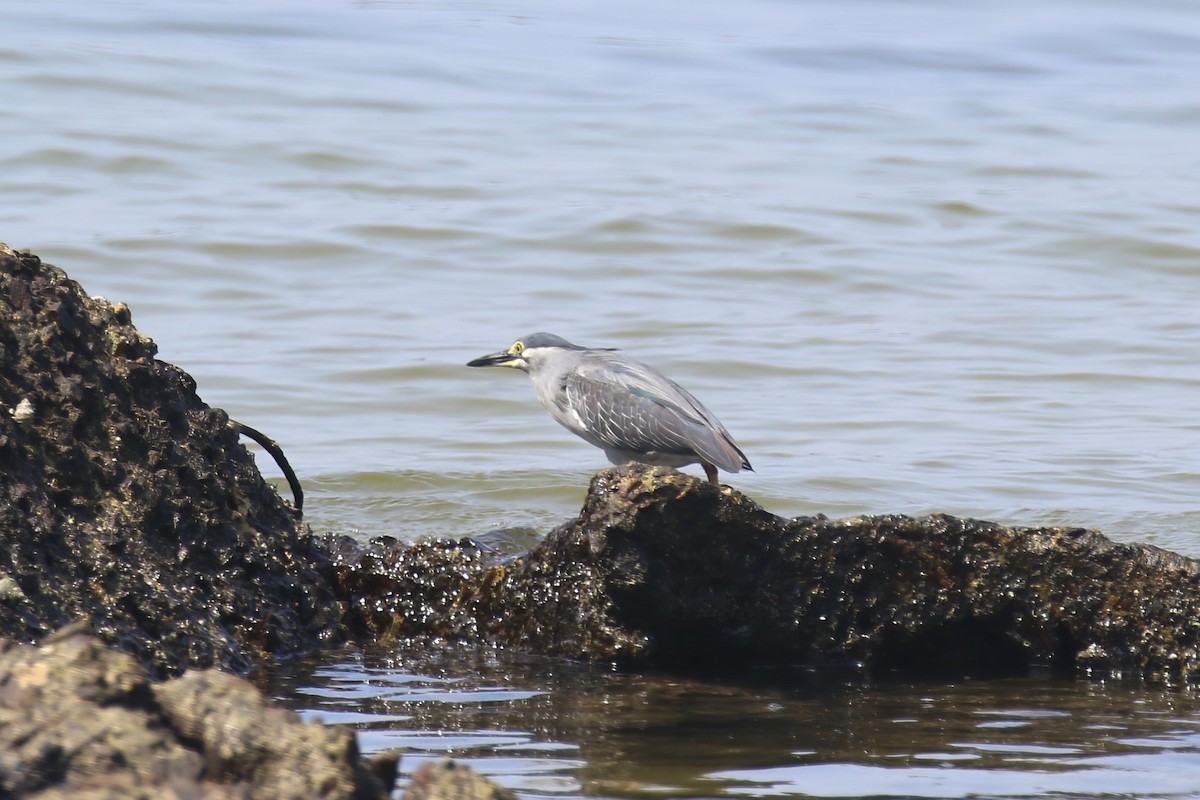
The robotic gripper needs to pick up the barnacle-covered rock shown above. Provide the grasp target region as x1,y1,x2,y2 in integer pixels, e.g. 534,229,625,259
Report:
338,464,1200,682
0,245,341,676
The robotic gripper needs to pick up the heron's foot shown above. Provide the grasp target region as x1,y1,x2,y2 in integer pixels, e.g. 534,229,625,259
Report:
702,461,719,486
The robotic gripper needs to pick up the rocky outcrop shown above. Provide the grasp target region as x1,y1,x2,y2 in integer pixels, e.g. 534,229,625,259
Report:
0,626,397,799
0,245,341,677
334,466,1200,682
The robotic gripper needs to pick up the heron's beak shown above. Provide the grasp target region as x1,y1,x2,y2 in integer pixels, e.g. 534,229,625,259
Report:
467,349,524,368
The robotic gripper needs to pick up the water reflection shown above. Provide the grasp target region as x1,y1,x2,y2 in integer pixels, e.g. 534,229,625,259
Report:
270,643,1200,799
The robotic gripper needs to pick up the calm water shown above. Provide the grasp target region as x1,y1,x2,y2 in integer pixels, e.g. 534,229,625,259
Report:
272,642,1200,800
6,1,1200,796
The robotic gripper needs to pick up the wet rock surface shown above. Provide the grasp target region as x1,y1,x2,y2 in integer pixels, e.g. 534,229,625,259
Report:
0,626,396,799
335,466,1200,681
0,245,341,676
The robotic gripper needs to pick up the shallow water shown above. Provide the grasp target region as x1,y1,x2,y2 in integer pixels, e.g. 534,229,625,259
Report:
272,643,1200,799
6,0,1200,796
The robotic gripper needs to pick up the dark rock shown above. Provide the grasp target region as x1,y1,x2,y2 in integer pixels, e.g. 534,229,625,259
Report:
0,627,396,799
337,465,1200,682
0,244,342,676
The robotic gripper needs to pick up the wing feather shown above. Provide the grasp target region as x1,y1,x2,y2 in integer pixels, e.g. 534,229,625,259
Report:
564,355,750,472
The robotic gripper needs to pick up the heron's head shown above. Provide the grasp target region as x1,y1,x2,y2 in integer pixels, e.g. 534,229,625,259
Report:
466,332,588,373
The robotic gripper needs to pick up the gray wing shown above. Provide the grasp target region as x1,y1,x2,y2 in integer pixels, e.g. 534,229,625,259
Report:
564,357,750,473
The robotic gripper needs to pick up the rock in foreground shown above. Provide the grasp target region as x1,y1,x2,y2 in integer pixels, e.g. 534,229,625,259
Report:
335,465,1200,682
0,626,396,799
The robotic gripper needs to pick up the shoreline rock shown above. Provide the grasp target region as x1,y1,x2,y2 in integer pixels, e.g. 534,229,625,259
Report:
334,466,1200,682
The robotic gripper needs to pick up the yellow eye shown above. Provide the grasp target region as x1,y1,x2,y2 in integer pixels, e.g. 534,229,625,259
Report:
510,341,525,355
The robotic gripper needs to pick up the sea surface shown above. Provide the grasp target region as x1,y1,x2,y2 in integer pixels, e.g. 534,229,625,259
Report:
5,0,1200,797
